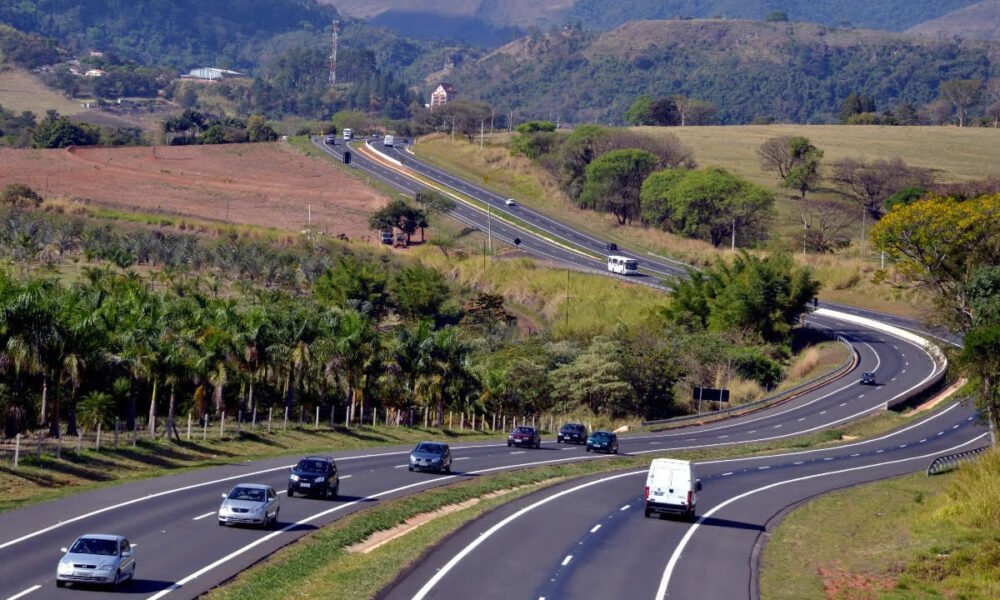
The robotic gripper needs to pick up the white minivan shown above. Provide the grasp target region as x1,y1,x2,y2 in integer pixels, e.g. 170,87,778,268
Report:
644,458,702,520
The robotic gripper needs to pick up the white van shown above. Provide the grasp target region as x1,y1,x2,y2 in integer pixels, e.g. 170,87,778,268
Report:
644,458,702,520
383,135,394,147
608,255,639,275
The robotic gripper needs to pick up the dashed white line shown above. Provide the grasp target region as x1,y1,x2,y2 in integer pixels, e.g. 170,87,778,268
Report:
340,475,353,479
920,439,927,443
453,457,470,461
620,504,631,511
510,451,526,455
590,524,602,533
850,454,860,457
773,424,782,429
900,444,908,448
747,430,756,434
819,411,827,415
891,377,897,382
394,464,408,469
797,418,806,422
649,441,662,445
876,449,884,453
758,466,770,470
937,431,945,436
722,472,734,476
823,457,833,461
6,585,41,600
839,403,847,407
858,394,865,398
561,555,573,566
718,435,729,439
952,425,960,429
193,511,215,521
561,447,575,451
793,461,804,465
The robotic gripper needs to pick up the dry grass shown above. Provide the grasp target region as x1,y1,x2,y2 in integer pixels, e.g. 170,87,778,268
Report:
0,68,87,116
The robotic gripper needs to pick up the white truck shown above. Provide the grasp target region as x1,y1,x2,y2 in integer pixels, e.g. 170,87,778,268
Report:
343,128,353,141
383,134,394,147
644,458,701,521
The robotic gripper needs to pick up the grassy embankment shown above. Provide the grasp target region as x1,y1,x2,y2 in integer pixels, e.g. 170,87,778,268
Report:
410,126,1000,318
207,398,957,600
761,448,1000,600
0,68,87,117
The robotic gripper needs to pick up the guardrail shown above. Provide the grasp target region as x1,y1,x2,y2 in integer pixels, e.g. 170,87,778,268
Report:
927,445,990,475
641,331,856,429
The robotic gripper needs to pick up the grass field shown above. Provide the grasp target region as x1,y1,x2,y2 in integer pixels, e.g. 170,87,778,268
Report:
761,447,1000,600
0,68,86,117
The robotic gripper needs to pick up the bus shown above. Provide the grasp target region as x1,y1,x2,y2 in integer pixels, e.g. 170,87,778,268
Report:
607,255,639,275
343,128,353,140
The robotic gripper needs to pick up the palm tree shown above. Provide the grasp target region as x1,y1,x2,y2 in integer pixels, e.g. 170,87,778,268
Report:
329,309,379,425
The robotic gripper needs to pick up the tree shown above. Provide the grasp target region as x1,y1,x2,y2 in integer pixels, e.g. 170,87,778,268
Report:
831,157,935,255
1,183,42,208
625,94,654,126
550,337,634,417
672,95,717,126
246,115,278,142
838,92,876,124
414,190,456,216
758,136,823,202
31,110,99,148
392,264,451,321
650,96,680,126
368,199,426,243
642,168,775,247
313,255,391,319
938,79,983,127
871,194,1000,331
639,168,687,228
578,148,658,224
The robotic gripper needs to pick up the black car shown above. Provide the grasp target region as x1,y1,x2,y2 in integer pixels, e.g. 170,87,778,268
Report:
508,426,541,448
557,423,587,444
586,431,619,454
860,372,877,385
287,456,339,498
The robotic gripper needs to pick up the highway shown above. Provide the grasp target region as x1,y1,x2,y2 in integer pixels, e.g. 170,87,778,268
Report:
0,138,984,600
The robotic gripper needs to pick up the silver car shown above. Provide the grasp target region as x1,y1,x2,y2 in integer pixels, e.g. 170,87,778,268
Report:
409,441,452,473
56,533,136,588
218,483,280,528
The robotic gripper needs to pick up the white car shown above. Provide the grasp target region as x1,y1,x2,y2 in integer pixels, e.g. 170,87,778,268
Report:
218,483,280,528
57,533,136,588
505,198,516,206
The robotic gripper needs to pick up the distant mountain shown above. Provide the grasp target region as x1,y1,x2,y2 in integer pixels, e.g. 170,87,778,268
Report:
906,1,1000,42
442,20,997,124
324,0,983,44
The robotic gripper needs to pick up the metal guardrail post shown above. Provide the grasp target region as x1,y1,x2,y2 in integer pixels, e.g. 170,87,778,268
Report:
927,446,989,476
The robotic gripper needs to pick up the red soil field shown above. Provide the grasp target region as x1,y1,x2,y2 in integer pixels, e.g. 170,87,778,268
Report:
0,142,388,240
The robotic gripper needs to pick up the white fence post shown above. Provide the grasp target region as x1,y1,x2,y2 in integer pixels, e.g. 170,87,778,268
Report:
283,406,288,431
96,423,102,452
220,412,225,438
315,406,320,429
186,413,192,441
13,433,20,469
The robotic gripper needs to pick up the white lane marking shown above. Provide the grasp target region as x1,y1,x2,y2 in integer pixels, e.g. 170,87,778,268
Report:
510,451,526,455
193,511,215,521
649,441,661,445
654,433,990,599
758,466,770,470
858,394,865,398
823,457,833,461
590,524,602,533
722,472,733,476
620,504,631,511
851,454,860,457
561,555,573,566
150,453,619,599
797,418,806,422
937,431,945,436
409,471,641,600
394,465,408,469
340,475,353,479
840,403,847,407
891,377,897,382
748,430,756,434
773,424,782,428
561,447,575,451
453,457,471,461
876,449,884,453
953,425,960,429
718,435,729,439
819,411,827,415
793,461,804,466
6,585,41,600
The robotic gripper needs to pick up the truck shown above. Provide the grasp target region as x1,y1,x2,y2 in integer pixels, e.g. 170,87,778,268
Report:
383,135,394,147
644,458,702,521
343,128,353,141
379,229,394,244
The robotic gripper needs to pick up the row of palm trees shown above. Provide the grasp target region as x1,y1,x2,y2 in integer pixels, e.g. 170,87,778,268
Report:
0,267,481,440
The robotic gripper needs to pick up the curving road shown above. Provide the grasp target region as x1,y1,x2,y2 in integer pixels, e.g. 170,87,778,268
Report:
0,139,983,600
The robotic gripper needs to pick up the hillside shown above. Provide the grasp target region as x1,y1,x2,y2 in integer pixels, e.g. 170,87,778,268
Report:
447,20,998,124
323,0,982,42
906,1,1000,42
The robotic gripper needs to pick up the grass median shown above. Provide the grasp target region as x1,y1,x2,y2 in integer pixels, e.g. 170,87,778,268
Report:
760,447,1000,600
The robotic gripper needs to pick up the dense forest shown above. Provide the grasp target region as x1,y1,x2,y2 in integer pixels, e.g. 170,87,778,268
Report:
450,21,997,124
566,0,982,32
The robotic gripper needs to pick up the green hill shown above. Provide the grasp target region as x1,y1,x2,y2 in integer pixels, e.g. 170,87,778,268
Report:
446,20,996,124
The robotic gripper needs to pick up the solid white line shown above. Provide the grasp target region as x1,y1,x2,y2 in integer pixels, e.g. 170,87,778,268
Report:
6,585,41,600
590,524,602,533
410,471,641,600
654,433,989,599
561,555,573,566
192,511,215,521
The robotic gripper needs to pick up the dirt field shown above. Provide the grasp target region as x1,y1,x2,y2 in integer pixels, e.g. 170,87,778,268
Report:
0,142,388,239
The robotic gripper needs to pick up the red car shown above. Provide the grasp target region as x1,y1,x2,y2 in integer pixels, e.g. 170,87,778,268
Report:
507,426,541,448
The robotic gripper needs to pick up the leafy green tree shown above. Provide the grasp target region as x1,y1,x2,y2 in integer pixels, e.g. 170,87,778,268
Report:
514,121,556,134
246,115,278,142
414,190,456,216
644,167,775,247
550,337,634,417
838,92,877,123
31,111,99,148
579,148,659,224
392,264,451,321
639,168,687,227
77,391,115,432
962,325,1000,442
758,136,823,201
664,252,821,346
313,255,391,319
625,94,655,126
1,183,42,208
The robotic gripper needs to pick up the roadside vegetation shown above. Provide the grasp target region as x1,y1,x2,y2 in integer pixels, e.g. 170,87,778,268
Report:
761,448,1000,600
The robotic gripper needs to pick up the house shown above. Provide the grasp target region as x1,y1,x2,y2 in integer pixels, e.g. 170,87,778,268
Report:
181,67,246,82
430,83,455,109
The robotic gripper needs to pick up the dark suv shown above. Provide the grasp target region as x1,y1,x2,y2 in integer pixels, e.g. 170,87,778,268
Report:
287,456,339,499
508,426,541,448
557,423,587,444
860,372,877,385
